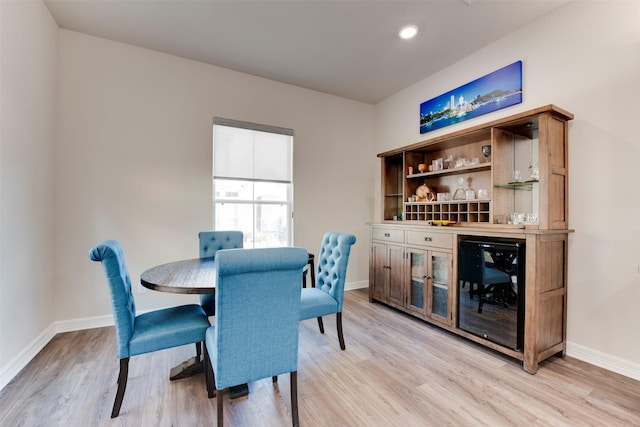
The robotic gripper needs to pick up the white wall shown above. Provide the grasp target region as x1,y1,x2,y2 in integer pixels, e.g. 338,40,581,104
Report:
0,0,58,370
2,0,638,389
55,30,375,320
374,1,640,378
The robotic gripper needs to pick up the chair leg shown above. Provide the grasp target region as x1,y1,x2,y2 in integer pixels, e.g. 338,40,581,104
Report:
291,371,299,427
316,316,324,334
336,312,346,350
111,358,129,418
195,342,202,361
477,284,485,313
203,343,216,398
217,388,224,426
272,375,278,383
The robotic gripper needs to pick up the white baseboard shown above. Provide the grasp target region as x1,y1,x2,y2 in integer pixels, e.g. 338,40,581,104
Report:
54,314,114,333
345,280,368,291
567,341,640,381
0,323,57,391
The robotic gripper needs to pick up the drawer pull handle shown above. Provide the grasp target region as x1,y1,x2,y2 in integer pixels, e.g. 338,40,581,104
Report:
384,233,391,237
424,237,432,242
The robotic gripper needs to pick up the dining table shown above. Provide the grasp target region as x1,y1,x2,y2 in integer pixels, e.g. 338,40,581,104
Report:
139,252,315,398
141,256,217,295
140,253,315,293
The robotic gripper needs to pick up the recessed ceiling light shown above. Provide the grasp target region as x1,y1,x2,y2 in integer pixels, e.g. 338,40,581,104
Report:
399,25,419,40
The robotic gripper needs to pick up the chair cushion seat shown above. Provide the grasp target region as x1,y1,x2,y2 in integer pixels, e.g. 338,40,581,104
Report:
129,304,210,357
300,288,339,320
481,267,511,285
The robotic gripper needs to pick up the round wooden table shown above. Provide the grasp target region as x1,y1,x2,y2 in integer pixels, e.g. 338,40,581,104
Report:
141,257,216,294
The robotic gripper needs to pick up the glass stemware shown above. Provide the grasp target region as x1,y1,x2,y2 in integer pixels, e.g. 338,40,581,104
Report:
481,145,491,162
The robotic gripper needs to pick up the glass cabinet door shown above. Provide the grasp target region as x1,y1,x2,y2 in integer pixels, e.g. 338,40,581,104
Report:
409,250,426,313
429,251,451,322
382,154,404,220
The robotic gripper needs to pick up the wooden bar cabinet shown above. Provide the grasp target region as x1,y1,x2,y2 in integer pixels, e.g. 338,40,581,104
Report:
370,105,573,374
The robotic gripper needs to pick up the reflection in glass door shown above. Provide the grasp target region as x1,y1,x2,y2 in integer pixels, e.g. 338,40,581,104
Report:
430,252,450,320
409,251,425,313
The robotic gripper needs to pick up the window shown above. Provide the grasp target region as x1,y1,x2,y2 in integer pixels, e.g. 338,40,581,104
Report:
212,118,293,248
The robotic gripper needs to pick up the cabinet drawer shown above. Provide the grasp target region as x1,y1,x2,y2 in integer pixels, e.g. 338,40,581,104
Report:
372,227,405,243
406,230,452,249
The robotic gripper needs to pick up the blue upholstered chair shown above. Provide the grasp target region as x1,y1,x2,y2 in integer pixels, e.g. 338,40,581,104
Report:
203,247,308,427
198,230,244,316
300,232,356,350
89,240,210,418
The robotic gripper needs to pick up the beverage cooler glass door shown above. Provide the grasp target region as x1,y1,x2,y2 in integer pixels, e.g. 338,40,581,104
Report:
457,239,525,351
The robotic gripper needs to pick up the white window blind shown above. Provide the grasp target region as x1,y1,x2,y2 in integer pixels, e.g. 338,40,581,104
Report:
213,118,293,183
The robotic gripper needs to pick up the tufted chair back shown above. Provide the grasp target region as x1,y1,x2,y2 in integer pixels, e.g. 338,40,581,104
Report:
89,240,136,359
204,246,308,426
199,230,244,259
208,247,308,388
315,232,357,312
198,231,243,316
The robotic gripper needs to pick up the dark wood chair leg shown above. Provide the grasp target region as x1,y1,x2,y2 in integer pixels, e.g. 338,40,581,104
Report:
309,255,315,288
111,358,129,418
272,375,278,383
336,312,346,350
316,316,324,334
204,343,216,398
291,371,299,427
217,388,224,426
196,342,202,360
303,254,315,289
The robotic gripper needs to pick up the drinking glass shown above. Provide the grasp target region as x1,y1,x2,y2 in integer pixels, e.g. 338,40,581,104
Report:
443,154,453,169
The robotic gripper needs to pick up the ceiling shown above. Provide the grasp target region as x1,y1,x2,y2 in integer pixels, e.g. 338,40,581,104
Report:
44,0,569,104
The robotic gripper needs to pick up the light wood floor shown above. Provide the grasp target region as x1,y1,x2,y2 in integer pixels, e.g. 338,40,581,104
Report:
1,289,638,426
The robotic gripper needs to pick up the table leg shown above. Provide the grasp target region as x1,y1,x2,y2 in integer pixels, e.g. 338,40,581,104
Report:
169,356,204,380
169,359,248,400
229,383,249,399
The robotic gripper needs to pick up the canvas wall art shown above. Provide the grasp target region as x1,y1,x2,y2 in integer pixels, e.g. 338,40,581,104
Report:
420,61,522,134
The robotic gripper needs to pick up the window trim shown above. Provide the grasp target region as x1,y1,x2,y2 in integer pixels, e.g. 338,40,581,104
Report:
212,117,293,137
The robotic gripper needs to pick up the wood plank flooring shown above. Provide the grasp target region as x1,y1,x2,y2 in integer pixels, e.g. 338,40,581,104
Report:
1,289,638,426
